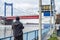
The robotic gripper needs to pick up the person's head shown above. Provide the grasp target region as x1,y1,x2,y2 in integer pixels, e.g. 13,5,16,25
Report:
16,16,20,21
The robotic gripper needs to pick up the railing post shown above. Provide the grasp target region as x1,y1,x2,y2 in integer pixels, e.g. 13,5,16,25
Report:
35,30,36,40
37,30,38,40
10,37,11,40
26,32,28,40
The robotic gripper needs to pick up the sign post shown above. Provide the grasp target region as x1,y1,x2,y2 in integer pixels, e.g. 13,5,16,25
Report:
49,0,55,36
39,0,42,40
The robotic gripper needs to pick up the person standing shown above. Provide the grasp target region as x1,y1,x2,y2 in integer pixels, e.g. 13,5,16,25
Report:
12,16,24,40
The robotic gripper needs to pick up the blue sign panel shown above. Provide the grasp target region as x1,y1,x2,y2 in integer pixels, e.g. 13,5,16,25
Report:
44,11,53,16
44,11,50,16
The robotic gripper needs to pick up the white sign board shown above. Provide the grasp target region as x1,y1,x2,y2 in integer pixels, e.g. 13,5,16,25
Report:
42,16,54,24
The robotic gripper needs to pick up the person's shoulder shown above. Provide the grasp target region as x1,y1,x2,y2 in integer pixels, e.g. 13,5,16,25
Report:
19,22,23,25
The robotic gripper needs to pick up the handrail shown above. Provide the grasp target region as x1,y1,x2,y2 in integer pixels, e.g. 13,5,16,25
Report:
0,36,13,40
0,30,38,40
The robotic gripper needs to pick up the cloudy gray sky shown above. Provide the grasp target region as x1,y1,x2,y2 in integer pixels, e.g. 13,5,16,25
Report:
0,0,60,16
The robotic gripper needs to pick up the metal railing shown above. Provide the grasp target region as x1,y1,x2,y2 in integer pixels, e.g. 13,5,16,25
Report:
0,24,53,40
0,30,38,40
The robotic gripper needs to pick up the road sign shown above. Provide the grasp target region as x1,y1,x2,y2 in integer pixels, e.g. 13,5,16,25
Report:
44,11,50,16
43,11,53,16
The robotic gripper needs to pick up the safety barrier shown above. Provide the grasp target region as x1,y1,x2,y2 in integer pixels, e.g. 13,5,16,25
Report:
0,30,38,40
0,24,52,40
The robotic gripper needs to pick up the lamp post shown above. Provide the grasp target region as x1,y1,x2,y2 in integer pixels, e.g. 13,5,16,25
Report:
39,0,42,40
50,0,56,36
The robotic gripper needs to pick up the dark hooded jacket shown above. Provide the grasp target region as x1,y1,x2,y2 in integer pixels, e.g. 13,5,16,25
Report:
12,21,24,37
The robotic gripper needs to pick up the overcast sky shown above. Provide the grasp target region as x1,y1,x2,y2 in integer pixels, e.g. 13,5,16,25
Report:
0,0,60,16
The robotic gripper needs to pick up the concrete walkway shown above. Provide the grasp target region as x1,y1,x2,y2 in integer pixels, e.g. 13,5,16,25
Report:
57,37,60,40
44,28,55,40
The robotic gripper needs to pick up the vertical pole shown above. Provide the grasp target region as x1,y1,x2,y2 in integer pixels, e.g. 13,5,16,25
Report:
10,37,11,40
53,0,56,34
4,27,6,37
50,0,55,35
37,30,38,40
50,0,52,33
26,32,28,40
39,0,42,40
35,31,36,40
54,10,56,33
